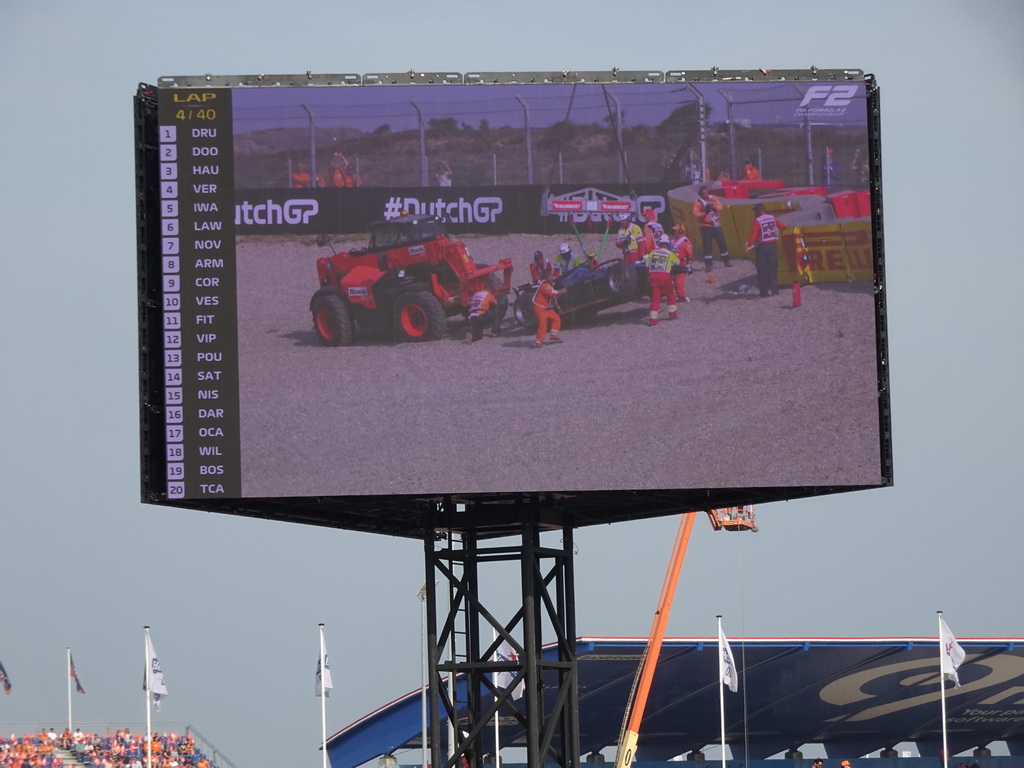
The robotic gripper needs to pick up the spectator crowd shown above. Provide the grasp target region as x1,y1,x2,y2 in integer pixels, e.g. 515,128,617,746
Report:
1,729,214,768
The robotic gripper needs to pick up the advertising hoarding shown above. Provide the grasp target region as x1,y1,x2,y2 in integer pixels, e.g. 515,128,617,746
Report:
135,69,890,537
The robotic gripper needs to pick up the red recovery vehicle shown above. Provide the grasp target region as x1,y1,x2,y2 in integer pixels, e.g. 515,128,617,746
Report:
310,215,513,346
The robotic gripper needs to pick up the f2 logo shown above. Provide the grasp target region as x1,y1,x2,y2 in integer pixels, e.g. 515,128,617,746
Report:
799,84,859,108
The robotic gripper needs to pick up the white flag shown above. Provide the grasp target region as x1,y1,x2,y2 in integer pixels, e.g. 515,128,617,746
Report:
719,625,738,693
315,655,333,698
939,616,966,689
144,631,167,711
493,639,523,700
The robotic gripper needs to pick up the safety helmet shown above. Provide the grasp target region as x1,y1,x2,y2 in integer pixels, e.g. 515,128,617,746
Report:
559,243,570,254
658,234,671,245
672,223,687,233
533,250,544,260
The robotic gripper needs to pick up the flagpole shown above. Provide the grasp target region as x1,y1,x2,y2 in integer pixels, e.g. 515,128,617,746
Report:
937,611,949,768
417,584,429,768
144,627,153,768
67,648,73,733
492,627,501,767
717,616,726,768
320,624,329,768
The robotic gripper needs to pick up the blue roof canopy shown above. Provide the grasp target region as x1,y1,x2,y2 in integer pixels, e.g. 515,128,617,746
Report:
327,638,1024,768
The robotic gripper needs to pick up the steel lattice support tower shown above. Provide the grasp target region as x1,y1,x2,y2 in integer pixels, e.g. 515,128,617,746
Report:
424,521,579,768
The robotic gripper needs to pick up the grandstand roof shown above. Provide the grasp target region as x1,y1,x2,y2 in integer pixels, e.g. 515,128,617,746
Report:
326,638,1024,768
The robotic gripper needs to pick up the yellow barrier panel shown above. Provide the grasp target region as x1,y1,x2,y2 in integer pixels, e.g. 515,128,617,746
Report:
779,220,873,284
667,189,872,285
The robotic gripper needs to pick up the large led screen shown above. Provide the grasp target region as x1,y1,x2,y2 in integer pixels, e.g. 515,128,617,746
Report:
136,70,890,526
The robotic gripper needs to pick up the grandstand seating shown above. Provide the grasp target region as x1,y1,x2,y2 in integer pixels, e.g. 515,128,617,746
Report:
0,730,216,768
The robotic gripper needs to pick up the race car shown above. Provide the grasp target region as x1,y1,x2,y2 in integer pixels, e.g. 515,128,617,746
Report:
511,258,642,331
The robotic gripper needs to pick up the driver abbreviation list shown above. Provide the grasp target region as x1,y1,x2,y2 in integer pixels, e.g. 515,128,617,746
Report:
159,89,241,499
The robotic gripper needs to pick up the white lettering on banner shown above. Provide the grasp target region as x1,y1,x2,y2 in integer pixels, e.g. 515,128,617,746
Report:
636,196,665,217
601,201,633,212
795,84,859,117
798,84,859,108
235,199,320,226
550,200,584,212
383,196,504,224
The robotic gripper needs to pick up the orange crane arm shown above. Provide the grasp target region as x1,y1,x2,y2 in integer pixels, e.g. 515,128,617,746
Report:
613,512,697,768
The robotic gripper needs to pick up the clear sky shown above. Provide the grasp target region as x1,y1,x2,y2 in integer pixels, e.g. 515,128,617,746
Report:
1,2,1022,768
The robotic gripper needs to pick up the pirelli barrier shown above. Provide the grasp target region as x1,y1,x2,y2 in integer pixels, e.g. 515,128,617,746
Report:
667,186,874,284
